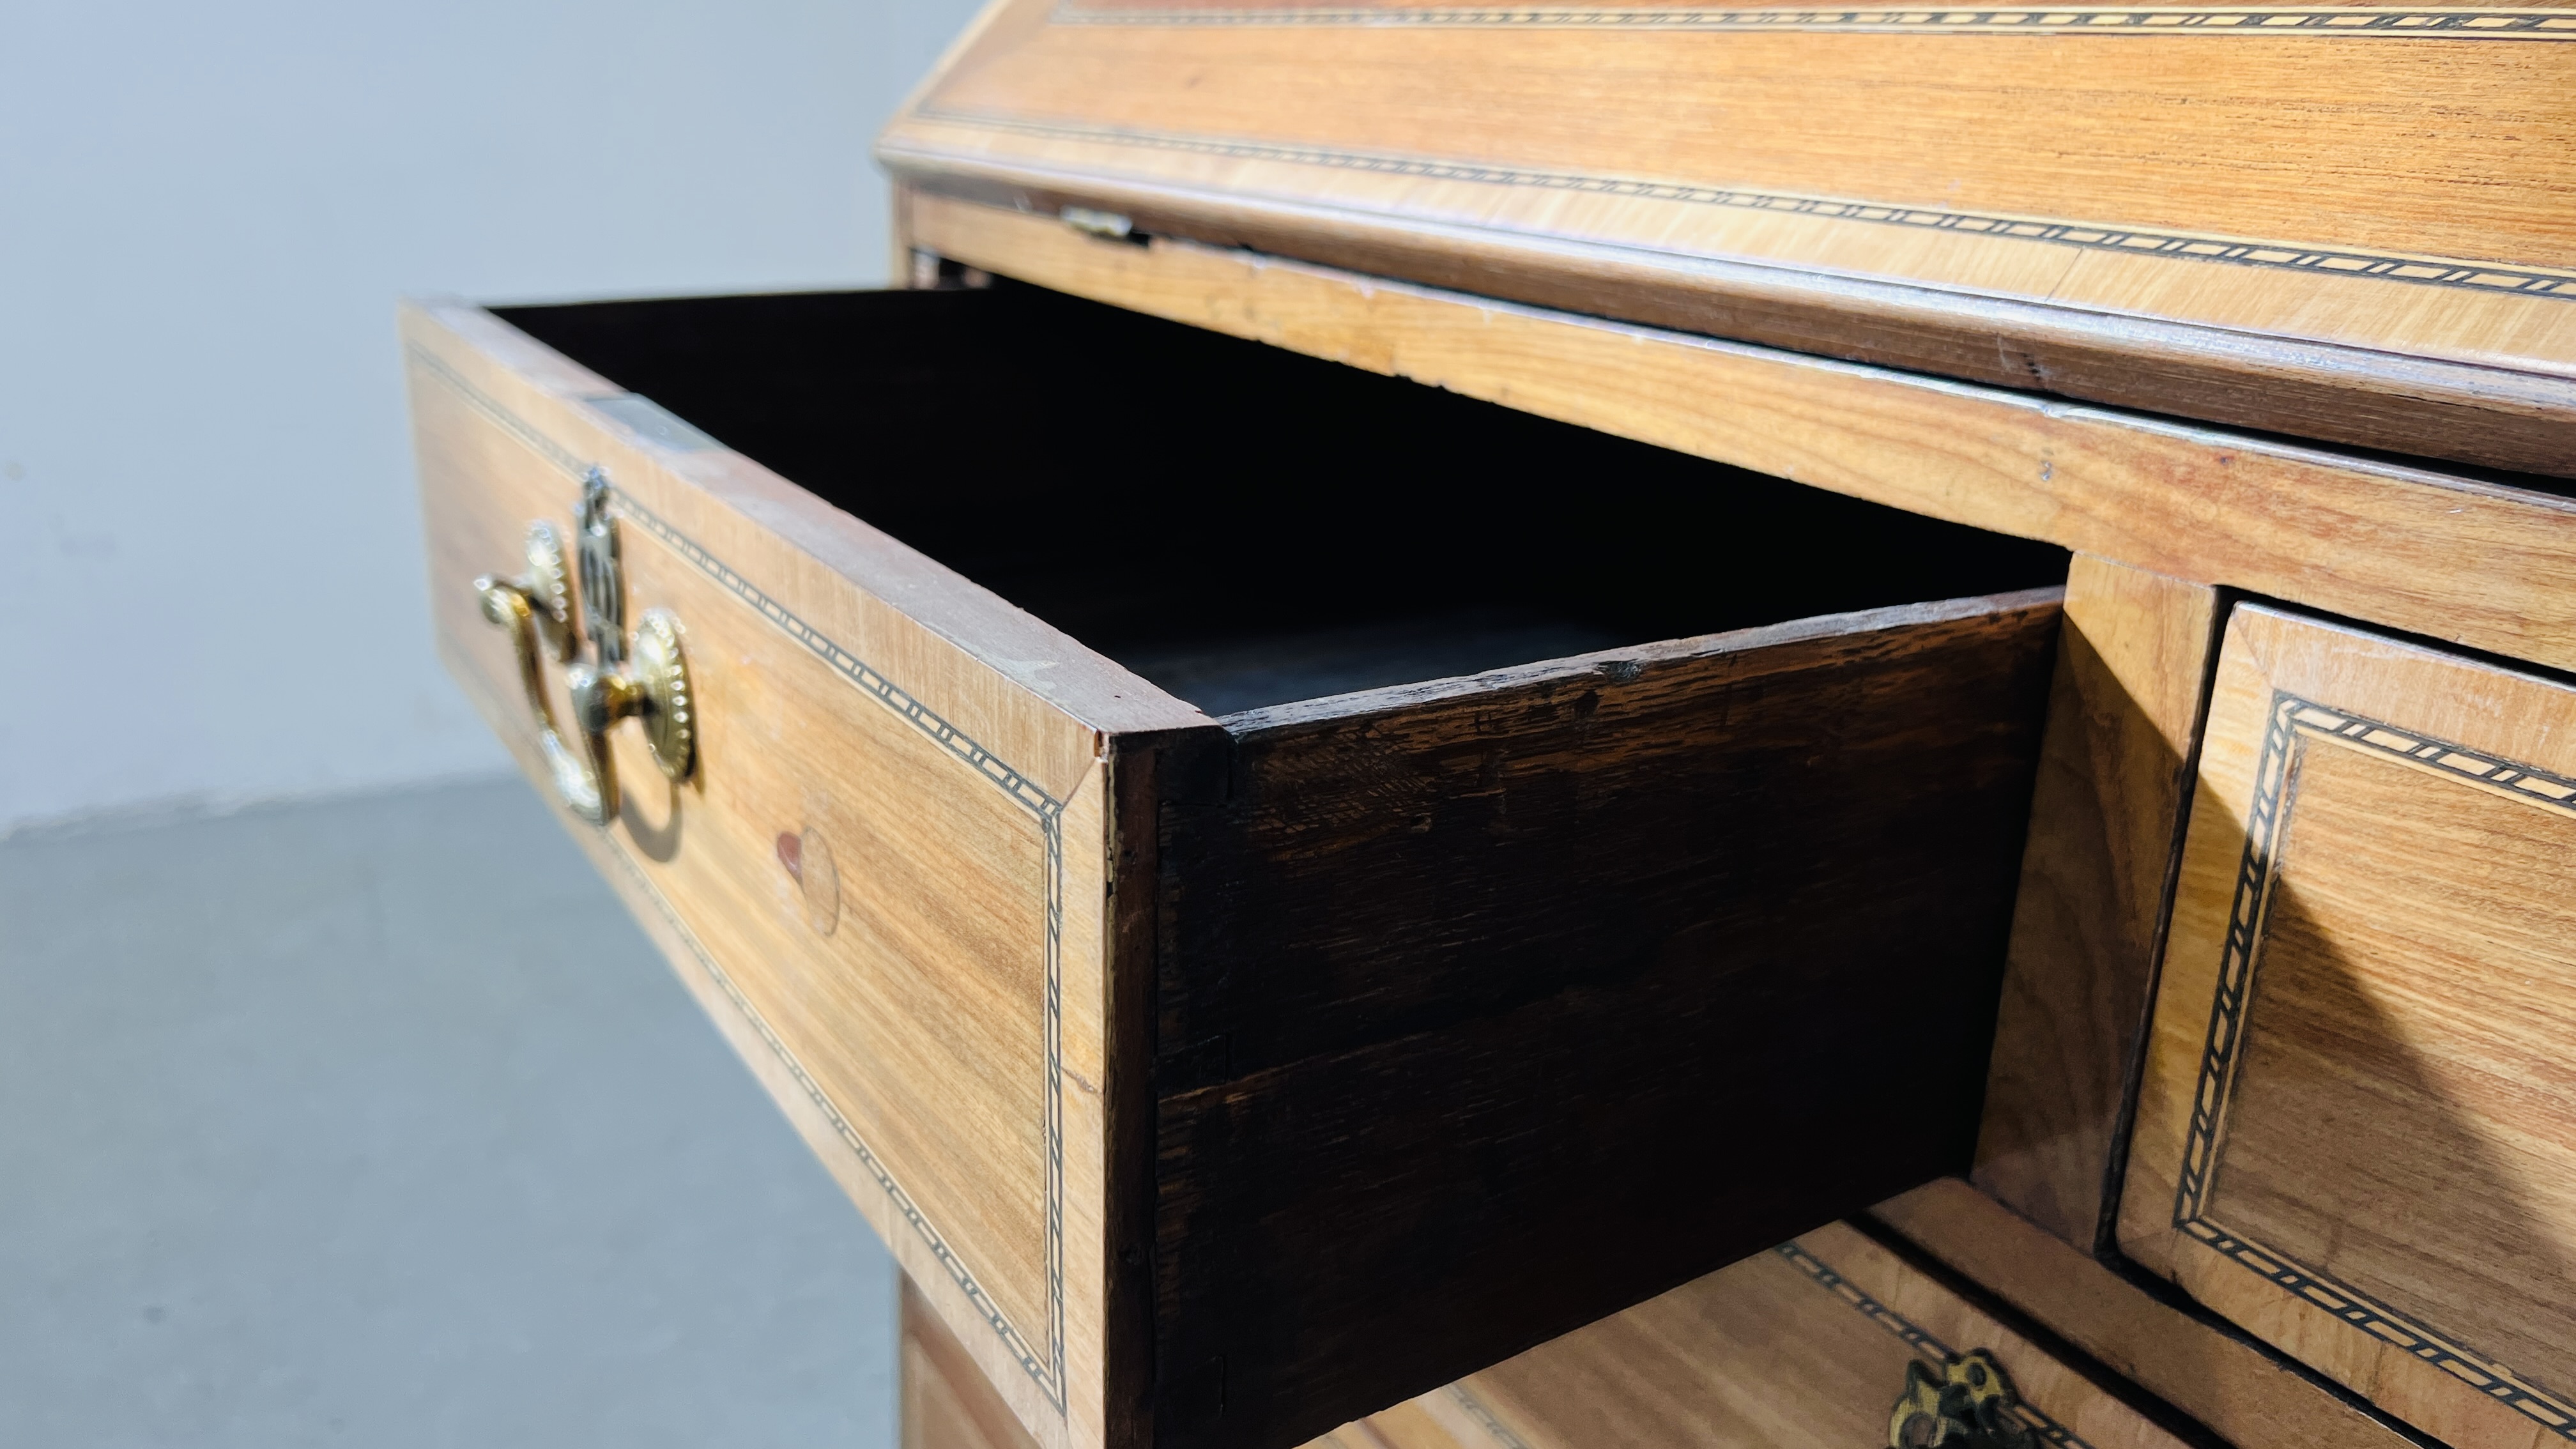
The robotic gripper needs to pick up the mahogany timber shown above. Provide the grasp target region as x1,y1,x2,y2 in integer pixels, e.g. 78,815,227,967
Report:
1876,1179,2418,1449
1151,592,2062,1449
1308,1221,2204,1449
2121,605,2576,1449
1973,558,2223,1250
407,286,2070,1449
904,195,2576,686
882,0,2576,476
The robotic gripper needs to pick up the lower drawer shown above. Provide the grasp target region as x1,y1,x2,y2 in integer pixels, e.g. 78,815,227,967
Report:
404,279,2065,1449
2121,604,2576,1449
1315,1221,2201,1449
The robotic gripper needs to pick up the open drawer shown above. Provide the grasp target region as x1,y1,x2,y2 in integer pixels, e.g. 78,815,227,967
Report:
401,280,2066,1449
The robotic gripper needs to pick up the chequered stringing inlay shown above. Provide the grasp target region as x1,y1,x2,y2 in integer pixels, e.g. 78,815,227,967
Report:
2173,691,2576,1441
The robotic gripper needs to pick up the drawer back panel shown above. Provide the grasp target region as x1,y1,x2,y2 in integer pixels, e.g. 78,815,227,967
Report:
1153,594,2063,1445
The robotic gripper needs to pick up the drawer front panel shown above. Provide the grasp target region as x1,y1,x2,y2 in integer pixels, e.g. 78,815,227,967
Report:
1311,1222,2195,1449
2122,604,2576,1449
403,302,1132,1449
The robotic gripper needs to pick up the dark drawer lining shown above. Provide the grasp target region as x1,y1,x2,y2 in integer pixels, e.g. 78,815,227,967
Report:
498,281,2068,714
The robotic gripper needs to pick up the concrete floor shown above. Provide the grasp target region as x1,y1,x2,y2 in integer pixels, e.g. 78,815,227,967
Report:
0,779,898,1446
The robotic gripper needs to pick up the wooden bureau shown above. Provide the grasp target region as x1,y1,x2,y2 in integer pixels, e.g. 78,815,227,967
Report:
404,3,2576,1446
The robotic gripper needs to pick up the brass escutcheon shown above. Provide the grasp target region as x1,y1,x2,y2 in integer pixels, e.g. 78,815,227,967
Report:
475,469,694,825
1889,1349,2037,1449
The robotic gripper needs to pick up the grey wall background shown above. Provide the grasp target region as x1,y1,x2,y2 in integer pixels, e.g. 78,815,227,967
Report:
3,7,996,1441
0,0,988,833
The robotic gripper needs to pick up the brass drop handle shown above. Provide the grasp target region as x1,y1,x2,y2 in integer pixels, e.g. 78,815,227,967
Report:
473,473,694,825
477,563,612,824
567,608,696,798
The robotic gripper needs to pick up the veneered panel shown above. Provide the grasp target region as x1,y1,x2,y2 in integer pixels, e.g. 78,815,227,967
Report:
403,300,1158,1449
885,0,2576,473
1312,1222,2196,1449
2207,743,2576,1404
2125,604,2576,1449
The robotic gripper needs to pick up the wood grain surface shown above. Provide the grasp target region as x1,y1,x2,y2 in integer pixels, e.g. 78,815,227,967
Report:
404,298,1210,1449
883,0,2576,473
910,1276,1048,1449
1151,594,2062,1449
1877,1178,2418,1449
2121,605,2576,1449
1974,558,2223,1250
410,286,2076,1449
1309,1220,2202,1449
906,197,2576,685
